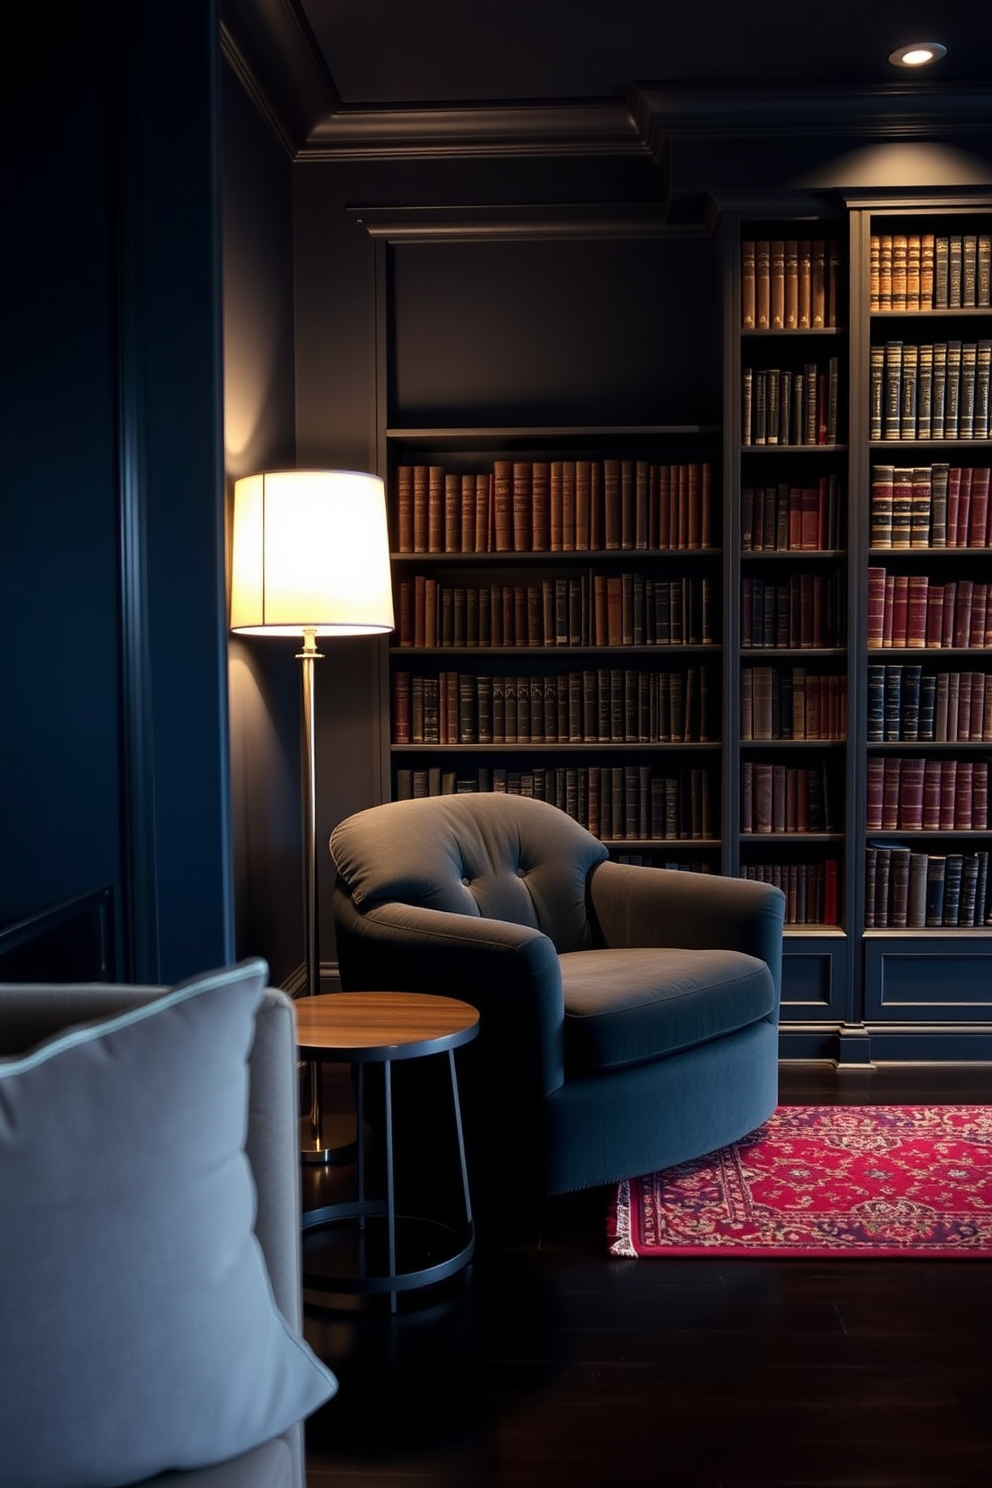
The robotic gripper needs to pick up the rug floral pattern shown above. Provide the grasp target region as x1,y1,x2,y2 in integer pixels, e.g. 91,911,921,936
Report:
609,1106,992,1257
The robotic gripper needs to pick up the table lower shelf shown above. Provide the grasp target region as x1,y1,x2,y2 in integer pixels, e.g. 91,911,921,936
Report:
302,1202,475,1299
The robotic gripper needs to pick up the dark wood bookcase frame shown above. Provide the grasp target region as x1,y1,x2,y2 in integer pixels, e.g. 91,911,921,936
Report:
364,192,992,1064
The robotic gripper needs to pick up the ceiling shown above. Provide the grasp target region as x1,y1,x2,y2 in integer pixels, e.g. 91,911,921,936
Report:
297,0,989,104
221,0,992,167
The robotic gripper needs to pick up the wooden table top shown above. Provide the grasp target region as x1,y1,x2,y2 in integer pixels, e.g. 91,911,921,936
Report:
294,991,479,1061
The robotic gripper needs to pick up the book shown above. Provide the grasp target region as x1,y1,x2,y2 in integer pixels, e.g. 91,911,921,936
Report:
925,855,946,926
884,341,902,439
741,240,757,328
493,460,514,552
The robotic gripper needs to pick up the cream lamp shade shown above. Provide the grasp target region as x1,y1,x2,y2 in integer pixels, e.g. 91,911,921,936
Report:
230,469,394,636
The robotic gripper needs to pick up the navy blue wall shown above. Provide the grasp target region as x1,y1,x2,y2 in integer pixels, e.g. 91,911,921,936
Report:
1,7,124,955
1,2,234,983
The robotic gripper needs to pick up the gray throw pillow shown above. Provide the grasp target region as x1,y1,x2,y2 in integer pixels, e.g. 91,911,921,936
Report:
0,958,337,1488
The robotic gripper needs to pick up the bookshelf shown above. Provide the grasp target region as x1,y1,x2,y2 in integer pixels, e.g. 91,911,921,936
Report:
370,199,991,1063
732,218,853,1053
850,195,992,1058
384,427,725,874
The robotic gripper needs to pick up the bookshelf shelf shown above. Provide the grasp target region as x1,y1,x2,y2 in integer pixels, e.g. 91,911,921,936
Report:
391,741,723,754
385,425,722,442
390,548,724,564
740,739,846,750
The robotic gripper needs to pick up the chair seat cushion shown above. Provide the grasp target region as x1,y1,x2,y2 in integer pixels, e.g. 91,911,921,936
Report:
559,947,776,1074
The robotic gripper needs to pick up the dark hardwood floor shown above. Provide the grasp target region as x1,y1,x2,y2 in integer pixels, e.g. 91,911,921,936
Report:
302,1063,992,1487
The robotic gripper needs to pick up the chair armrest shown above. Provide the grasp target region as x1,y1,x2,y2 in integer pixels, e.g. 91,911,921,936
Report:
332,886,566,1096
587,861,785,996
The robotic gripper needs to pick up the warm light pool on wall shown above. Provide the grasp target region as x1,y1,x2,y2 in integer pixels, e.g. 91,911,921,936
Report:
888,42,947,67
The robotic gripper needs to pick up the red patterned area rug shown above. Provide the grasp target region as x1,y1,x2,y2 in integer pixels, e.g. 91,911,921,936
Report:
609,1106,992,1258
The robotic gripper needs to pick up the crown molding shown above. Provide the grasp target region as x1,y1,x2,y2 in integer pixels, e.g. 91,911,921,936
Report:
346,198,719,243
301,102,644,162
631,81,992,161
220,0,338,155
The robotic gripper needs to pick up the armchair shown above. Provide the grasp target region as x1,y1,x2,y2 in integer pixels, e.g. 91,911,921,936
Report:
330,794,785,1201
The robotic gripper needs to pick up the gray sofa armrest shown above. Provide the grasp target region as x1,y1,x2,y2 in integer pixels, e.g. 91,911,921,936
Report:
587,861,785,998
0,981,306,1488
332,886,566,1097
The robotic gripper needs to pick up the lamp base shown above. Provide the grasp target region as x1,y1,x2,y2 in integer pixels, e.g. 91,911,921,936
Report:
301,1111,359,1165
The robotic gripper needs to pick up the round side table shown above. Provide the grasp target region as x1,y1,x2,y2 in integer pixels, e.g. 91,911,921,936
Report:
295,991,479,1312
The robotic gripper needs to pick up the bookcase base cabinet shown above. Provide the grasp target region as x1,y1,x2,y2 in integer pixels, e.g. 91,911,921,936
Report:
864,932,992,1026
778,934,851,1059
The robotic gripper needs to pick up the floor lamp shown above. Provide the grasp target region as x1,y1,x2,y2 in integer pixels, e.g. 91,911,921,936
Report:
230,469,394,1161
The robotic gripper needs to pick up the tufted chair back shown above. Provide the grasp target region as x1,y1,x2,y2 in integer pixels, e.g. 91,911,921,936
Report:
329,793,609,954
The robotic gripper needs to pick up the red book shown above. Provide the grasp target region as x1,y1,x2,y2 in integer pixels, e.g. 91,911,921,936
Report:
801,486,819,549
867,568,886,648
969,584,988,648
866,757,885,831
945,467,961,548
953,579,974,648
882,756,902,829
907,574,929,648
941,581,957,649
971,672,987,740
973,761,989,829
890,574,909,648
939,759,958,829
899,756,925,829
955,465,973,548
883,572,896,647
924,584,944,646
923,758,942,830
955,760,974,829
969,466,990,547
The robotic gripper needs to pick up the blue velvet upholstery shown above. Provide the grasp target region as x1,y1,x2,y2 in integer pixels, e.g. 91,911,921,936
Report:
330,794,785,1199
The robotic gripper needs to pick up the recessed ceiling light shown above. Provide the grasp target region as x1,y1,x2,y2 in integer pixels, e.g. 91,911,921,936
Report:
888,41,947,67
